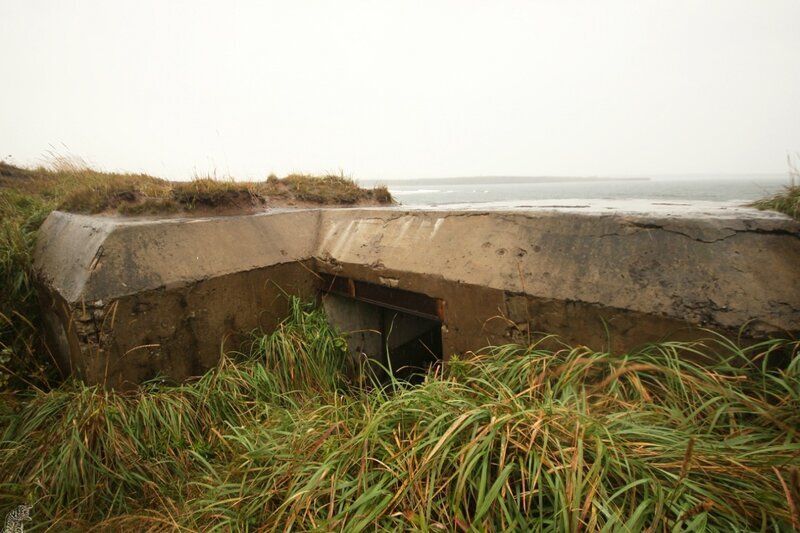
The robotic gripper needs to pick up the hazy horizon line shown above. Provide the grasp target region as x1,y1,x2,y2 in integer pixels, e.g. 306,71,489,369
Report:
360,172,790,186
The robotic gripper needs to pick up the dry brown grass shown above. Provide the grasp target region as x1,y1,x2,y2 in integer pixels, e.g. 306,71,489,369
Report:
0,161,394,216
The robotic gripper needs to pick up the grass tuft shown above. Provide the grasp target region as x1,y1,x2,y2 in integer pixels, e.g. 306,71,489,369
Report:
752,185,800,220
278,173,393,205
752,154,800,220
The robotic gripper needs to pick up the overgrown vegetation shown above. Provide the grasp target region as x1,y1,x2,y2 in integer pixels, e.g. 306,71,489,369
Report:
752,154,800,220
753,185,800,220
1,299,798,530
0,172,57,389
0,160,392,388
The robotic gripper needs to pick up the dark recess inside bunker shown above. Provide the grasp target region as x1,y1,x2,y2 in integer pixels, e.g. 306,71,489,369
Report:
321,275,444,382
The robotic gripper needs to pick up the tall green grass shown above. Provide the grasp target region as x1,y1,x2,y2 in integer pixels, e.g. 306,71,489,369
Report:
2,299,798,531
752,185,800,220
752,155,800,220
0,189,57,388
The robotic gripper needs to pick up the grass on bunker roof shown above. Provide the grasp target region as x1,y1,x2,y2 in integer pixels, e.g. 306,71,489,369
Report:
0,160,394,216
1,298,799,530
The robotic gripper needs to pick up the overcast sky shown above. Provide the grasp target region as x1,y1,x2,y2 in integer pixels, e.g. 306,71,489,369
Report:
1,1,798,181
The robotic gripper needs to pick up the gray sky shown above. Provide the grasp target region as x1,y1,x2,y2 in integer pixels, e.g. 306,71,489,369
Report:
1,1,798,181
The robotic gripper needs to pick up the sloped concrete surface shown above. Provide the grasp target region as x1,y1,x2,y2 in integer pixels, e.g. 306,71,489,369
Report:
34,205,800,386
36,210,319,301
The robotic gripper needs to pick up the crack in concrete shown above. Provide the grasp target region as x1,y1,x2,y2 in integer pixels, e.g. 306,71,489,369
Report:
627,221,800,244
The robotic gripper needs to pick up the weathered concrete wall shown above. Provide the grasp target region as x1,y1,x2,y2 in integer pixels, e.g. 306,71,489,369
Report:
316,210,799,332
322,296,383,370
315,209,800,355
34,206,800,387
35,211,319,387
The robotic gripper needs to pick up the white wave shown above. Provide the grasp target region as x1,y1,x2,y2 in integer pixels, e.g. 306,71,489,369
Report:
390,188,441,195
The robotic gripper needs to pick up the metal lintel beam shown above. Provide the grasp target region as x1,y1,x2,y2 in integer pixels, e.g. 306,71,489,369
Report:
321,274,443,322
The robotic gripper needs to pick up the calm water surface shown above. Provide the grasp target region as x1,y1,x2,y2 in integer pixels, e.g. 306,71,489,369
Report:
371,175,789,206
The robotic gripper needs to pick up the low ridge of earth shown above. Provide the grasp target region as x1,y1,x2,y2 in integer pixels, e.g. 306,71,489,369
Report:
0,161,394,217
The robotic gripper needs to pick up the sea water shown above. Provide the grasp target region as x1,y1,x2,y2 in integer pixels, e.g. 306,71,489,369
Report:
368,174,790,207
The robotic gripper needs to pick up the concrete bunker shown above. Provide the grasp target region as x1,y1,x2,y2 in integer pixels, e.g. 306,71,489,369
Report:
32,207,800,387
321,274,444,382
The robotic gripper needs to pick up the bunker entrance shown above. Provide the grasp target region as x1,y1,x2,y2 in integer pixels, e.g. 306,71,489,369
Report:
321,275,444,383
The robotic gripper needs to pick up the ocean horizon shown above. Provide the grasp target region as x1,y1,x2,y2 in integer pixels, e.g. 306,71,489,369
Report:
360,174,792,206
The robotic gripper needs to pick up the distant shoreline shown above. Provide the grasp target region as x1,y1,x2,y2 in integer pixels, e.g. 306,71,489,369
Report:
361,174,788,205
360,173,786,187
362,176,652,187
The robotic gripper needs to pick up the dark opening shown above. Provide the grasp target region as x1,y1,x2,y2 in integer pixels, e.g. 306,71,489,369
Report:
321,275,444,383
